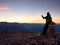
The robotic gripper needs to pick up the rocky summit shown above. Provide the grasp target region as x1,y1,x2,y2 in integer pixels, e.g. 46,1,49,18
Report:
0,30,60,45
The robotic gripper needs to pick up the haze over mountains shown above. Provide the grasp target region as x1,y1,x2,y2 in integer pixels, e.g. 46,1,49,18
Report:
0,22,60,32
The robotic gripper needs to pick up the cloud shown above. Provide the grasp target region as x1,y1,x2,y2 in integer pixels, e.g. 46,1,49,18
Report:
0,12,43,23
0,6,10,10
31,19,45,23
26,14,41,20
0,12,31,23
0,12,59,23
30,14,40,17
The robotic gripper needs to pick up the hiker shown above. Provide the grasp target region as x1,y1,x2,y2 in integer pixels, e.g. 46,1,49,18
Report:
41,12,52,35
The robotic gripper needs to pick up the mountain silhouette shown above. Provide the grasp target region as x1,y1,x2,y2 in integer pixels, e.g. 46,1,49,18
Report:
0,22,60,32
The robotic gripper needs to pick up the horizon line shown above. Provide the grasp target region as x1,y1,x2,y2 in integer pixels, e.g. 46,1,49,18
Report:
0,21,60,24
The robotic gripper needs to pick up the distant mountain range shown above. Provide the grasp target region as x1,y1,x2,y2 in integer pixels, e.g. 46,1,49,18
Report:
0,22,60,32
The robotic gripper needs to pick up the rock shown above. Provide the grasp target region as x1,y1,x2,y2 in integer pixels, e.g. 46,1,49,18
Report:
47,22,56,38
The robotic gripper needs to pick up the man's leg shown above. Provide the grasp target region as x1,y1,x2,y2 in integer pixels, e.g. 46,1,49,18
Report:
41,23,49,35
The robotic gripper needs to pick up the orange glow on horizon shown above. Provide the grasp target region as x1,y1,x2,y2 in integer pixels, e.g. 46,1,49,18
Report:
53,19,60,24
0,19,60,24
0,12,60,24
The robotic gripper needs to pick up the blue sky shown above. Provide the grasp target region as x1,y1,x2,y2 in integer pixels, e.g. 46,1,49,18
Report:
0,0,60,23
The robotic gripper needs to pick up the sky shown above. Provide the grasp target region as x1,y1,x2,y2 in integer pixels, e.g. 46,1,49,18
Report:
0,0,60,24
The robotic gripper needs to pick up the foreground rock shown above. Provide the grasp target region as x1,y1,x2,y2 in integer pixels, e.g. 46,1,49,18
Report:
0,30,60,45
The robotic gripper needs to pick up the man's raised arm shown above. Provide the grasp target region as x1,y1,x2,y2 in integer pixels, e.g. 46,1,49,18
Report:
41,15,46,19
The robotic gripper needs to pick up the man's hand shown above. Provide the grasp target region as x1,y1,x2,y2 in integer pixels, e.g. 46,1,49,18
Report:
41,15,43,17
41,15,46,19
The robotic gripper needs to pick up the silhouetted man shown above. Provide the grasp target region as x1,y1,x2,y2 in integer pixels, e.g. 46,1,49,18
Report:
41,12,52,35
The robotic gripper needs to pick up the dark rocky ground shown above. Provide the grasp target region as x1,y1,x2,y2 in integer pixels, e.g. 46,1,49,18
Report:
0,30,60,45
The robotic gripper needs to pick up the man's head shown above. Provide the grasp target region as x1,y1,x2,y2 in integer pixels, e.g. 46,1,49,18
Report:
47,12,51,16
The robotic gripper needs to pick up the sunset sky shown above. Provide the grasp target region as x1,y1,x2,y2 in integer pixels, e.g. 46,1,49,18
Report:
0,0,60,24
